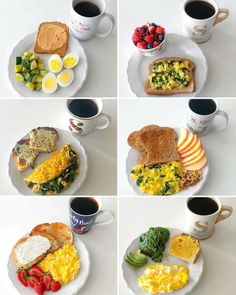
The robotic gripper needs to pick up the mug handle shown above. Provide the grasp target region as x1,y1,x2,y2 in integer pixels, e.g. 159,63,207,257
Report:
213,110,229,131
95,13,115,38
214,8,229,26
216,206,233,223
93,210,114,227
95,113,111,130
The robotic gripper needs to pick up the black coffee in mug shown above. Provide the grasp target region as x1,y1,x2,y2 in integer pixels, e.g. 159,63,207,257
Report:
185,1,215,19
68,99,99,118
71,197,99,215
74,1,101,17
188,197,219,215
189,99,217,115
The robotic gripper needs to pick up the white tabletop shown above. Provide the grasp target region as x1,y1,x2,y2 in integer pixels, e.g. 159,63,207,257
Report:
0,0,117,97
0,99,117,195
118,98,236,195
119,196,236,295
119,0,236,97
0,196,117,295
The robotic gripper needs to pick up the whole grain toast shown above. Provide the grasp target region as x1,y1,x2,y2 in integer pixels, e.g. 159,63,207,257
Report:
34,22,69,58
30,230,61,253
29,127,59,153
144,57,195,95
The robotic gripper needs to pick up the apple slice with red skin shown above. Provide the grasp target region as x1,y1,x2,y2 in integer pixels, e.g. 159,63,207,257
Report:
178,132,194,153
177,128,188,148
179,134,199,155
182,148,205,166
181,146,203,163
183,155,208,171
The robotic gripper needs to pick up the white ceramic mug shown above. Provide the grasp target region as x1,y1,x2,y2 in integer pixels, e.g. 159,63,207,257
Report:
70,0,115,40
183,0,229,43
186,99,228,135
185,197,233,240
67,98,111,136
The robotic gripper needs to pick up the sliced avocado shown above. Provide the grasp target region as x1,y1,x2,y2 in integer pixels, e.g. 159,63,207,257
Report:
31,68,39,75
23,72,30,81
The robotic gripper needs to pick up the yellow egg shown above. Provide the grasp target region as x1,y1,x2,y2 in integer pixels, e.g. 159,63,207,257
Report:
138,263,189,294
57,69,74,87
42,73,58,94
48,54,63,73
63,53,79,69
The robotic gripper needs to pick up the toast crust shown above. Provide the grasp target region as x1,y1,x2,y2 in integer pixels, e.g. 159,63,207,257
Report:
144,57,195,95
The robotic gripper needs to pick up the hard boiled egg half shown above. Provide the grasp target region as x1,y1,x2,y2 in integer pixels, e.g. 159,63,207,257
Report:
57,69,74,87
63,53,79,69
48,54,63,73
42,73,58,94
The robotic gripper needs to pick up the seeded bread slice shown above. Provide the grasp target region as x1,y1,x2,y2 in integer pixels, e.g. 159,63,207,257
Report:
12,139,39,171
29,127,59,153
144,57,195,95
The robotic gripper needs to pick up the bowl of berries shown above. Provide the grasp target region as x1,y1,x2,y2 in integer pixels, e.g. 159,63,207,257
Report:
132,22,166,56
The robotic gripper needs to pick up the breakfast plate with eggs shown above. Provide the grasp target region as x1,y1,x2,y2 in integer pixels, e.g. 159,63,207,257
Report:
127,33,207,97
8,222,90,295
126,126,209,196
8,128,88,195
122,227,204,295
8,25,87,97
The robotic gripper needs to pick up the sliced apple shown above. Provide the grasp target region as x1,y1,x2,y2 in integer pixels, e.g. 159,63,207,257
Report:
183,155,208,171
181,147,203,163
182,149,205,166
178,132,194,153
177,128,188,148
179,134,198,155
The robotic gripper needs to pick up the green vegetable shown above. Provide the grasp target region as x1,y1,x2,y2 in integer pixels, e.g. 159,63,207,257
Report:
16,56,22,65
23,51,32,58
36,83,42,91
23,72,30,81
139,227,170,262
15,73,24,82
125,250,148,268
15,65,22,72
25,82,35,91
22,60,30,70
30,60,38,70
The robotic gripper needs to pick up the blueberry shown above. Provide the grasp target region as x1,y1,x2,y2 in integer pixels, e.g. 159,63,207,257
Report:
158,35,164,41
141,26,148,34
147,43,153,49
150,22,157,27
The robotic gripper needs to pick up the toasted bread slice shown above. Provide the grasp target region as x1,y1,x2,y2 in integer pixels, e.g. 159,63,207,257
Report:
12,235,51,269
29,127,59,153
168,233,201,263
145,57,195,95
12,139,39,171
30,230,61,253
34,22,69,57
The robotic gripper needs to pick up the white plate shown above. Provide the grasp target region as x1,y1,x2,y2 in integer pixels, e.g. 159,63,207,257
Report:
126,128,209,196
122,228,204,295
127,33,207,97
8,32,88,97
8,128,88,195
8,234,90,295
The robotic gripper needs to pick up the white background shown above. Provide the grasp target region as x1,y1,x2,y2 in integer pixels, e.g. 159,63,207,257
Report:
0,197,117,295
119,197,236,295
0,0,117,97
119,99,236,195
0,99,117,195
119,0,236,97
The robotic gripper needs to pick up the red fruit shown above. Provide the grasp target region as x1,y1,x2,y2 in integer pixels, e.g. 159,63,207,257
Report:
40,274,53,291
137,41,147,49
153,41,160,48
155,26,165,34
135,27,142,32
144,34,154,44
34,282,46,295
132,31,142,44
149,26,156,34
28,266,44,277
50,280,62,292
17,270,28,287
28,276,40,288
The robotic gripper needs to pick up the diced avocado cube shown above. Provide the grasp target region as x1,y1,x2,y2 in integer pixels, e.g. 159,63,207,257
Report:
40,69,47,77
25,82,35,91
22,60,30,70
23,72,30,81
16,56,22,65
23,51,32,58
32,75,38,83
30,54,39,61
36,76,43,83
15,73,24,82
15,65,23,73
30,60,38,71
28,74,34,82
36,83,42,91
31,68,39,75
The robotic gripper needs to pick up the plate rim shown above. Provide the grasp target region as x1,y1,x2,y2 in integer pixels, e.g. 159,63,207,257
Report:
126,33,208,97
8,32,88,97
8,128,88,196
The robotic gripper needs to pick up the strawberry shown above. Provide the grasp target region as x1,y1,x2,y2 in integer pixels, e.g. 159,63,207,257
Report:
144,34,154,44
28,276,40,288
17,270,28,287
155,26,165,35
153,41,160,48
50,280,62,292
34,282,46,295
40,274,53,291
28,266,44,277
132,31,142,44
135,27,142,32
137,41,147,49
149,26,156,34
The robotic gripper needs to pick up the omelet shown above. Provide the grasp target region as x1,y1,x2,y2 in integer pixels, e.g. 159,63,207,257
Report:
138,263,189,294
24,144,79,195
40,244,80,285
131,161,183,195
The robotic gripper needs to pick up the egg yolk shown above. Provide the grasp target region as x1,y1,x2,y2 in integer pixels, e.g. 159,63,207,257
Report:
49,60,61,72
43,76,57,90
63,57,76,69
58,71,72,84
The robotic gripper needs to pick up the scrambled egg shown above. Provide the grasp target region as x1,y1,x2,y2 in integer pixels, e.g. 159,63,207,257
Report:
139,263,189,294
131,161,183,195
148,60,191,90
40,244,80,285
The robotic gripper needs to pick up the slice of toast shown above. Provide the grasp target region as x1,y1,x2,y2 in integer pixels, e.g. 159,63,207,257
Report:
12,139,39,171
29,127,59,153
34,22,69,58
144,57,195,95
168,233,201,263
